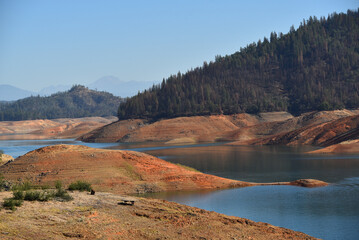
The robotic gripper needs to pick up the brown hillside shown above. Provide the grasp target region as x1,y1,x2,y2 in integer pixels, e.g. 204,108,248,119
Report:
80,110,358,144
308,139,359,154
77,119,148,142
0,145,248,194
244,114,359,146
223,110,359,143
80,112,294,143
0,191,317,240
0,117,117,140
0,145,327,195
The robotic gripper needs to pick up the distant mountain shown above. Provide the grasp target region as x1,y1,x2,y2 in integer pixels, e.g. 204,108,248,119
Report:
0,77,155,101
0,85,123,121
88,76,157,98
0,85,35,101
118,10,359,120
38,84,71,96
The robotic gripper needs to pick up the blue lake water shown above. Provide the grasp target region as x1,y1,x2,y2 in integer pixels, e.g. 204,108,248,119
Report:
1,139,358,239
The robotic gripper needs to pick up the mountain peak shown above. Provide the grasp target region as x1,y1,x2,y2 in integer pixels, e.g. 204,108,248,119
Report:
69,85,90,93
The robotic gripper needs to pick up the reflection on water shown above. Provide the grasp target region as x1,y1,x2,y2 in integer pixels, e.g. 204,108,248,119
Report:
146,182,359,240
144,145,359,239
146,145,359,183
0,139,358,239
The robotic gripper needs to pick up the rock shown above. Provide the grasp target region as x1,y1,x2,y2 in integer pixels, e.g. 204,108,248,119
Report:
289,179,328,188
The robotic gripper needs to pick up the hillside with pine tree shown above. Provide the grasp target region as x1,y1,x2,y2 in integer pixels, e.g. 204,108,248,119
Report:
118,9,359,120
0,85,123,121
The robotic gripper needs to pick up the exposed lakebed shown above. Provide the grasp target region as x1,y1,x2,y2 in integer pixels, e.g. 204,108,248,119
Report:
1,139,358,239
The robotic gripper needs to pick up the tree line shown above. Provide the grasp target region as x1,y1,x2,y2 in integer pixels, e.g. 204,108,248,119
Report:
0,85,123,121
118,9,359,120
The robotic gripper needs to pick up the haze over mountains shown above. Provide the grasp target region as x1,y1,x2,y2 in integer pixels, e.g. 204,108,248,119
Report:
0,76,156,101
0,85,36,102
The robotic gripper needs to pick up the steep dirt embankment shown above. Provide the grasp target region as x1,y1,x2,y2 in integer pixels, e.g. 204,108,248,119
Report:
0,191,317,240
80,112,294,143
0,117,117,140
246,114,359,147
77,119,148,142
0,145,327,195
224,109,359,143
80,110,359,144
308,139,359,154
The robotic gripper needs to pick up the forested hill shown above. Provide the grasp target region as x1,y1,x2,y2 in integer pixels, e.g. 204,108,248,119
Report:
118,9,359,120
0,85,123,121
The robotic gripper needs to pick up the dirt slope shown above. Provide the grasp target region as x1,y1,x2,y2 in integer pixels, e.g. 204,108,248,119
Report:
77,119,148,142
223,110,359,143
80,110,358,144
0,145,247,194
80,112,294,143
308,139,359,154
0,145,327,195
0,191,317,240
244,114,359,147
0,117,117,140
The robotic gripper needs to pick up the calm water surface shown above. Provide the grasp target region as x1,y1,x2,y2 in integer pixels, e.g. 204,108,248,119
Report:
1,139,358,239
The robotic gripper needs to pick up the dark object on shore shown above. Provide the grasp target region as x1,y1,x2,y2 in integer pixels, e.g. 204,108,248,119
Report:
90,189,95,195
118,197,136,206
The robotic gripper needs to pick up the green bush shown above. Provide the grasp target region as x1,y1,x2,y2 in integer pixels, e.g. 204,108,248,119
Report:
24,190,51,202
68,181,92,192
55,180,62,190
12,181,33,191
0,174,5,191
2,181,75,211
54,188,73,201
13,191,25,200
3,198,23,211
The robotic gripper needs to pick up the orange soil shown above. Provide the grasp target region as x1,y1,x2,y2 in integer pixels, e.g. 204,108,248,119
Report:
0,191,317,240
80,110,359,145
241,114,359,147
0,145,327,194
80,112,294,143
0,117,117,140
225,110,359,143
77,119,148,142
308,139,359,154
0,145,247,194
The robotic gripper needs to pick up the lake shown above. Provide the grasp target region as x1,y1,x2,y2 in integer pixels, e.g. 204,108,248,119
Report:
1,139,359,239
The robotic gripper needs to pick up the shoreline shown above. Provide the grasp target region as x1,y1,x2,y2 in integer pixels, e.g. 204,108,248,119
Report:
0,144,329,194
0,144,329,239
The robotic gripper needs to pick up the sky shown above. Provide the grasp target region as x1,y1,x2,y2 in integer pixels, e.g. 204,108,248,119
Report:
0,0,358,92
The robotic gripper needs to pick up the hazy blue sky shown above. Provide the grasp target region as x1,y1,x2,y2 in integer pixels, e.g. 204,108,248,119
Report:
0,0,358,91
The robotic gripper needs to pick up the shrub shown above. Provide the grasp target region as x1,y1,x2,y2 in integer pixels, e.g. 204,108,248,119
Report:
0,174,5,191
55,180,62,190
68,181,92,192
54,188,73,201
2,181,75,211
12,181,33,191
13,191,25,200
3,198,23,211
24,190,51,201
